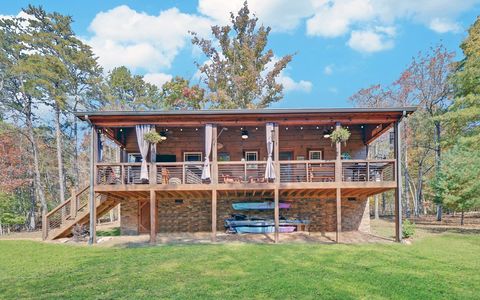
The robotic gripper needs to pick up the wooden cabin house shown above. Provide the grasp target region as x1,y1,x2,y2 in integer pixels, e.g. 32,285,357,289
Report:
42,107,415,243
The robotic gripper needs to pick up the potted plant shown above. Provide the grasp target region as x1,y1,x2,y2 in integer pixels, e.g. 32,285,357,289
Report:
330,127,351,145
144,130,162,145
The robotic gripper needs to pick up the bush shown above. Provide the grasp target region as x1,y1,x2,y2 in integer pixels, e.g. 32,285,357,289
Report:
402,219,415,239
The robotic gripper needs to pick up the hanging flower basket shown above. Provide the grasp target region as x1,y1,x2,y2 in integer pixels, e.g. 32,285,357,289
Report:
144,130,162,144
330,127,351,145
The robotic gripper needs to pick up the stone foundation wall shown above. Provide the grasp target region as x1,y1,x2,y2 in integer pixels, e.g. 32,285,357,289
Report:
120,200,139,235
120,196,370,234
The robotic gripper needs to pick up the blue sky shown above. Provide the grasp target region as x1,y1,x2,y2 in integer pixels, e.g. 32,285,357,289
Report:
2,0,479,108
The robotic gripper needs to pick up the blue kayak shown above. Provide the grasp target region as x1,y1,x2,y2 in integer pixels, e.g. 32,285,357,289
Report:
232,202,291,210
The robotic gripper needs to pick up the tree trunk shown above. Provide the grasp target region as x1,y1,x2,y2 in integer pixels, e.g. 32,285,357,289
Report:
25,106,48,217
416,165,424,217
72,96,80,187
381,193,386,216
54,104,66,204
403,121,410,218
374,195,379,219
434,120,442,221
461,211,464,226
28,183,36,230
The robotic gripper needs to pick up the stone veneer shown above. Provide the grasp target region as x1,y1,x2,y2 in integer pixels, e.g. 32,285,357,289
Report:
120,196,370,235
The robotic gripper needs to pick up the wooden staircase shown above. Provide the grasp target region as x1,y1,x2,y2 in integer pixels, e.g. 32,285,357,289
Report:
42,186,119,240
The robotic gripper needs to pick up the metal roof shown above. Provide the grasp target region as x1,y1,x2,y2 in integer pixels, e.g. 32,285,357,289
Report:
75,107,416,118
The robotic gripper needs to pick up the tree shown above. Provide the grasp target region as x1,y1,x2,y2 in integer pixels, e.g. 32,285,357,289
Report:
444,17,480,149
397,45,454,221
102,66,162,110
161,76,206,110
0,14,48,225
21,6,102,203
432,144,480,225
191,1,293,109
350,45,454,220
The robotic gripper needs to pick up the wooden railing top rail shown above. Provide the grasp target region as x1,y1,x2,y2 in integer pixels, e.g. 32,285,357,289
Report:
341,159,396,163
45,185,89,218
45,198,71,218
217,160,267,165
279,160,336,164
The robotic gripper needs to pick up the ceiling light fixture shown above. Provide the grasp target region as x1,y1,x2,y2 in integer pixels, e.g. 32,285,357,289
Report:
241,130,249,139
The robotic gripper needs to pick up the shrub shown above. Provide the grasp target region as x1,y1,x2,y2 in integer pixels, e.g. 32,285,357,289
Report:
402,219,415,239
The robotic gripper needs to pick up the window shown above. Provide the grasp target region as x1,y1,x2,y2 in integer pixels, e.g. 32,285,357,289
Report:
245,151,258,161
128,153,142,163
183,152,202,162
245,151,258,170
309,150,323,160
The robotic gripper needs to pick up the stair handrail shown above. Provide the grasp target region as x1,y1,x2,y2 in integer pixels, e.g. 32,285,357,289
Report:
42,185,90,240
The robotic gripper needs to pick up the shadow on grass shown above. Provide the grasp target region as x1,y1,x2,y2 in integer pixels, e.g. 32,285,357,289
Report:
417,226,480,235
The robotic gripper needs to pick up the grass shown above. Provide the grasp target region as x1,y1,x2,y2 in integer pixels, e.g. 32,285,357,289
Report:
97,227,121,237
0,234,479,299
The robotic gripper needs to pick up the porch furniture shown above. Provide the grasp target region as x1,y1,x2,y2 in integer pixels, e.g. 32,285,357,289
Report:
309,165,335,182
169,177,181,184
161,167,170,184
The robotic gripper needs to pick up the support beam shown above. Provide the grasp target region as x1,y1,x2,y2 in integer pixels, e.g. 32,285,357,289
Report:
149,190,157,244
211,190,217,242
273,123,280,244
335,122,342,184
394,121,402,242
336,187,341,243
88,125,97,245
274,187,279,243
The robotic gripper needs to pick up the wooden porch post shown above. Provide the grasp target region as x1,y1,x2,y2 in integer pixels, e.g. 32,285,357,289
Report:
335,122,342,243
150,190,157,244
88,125,98,245
394,121,403,242
273,123,280,243
211,125,218,242
70,187,77,219
336,187,341,243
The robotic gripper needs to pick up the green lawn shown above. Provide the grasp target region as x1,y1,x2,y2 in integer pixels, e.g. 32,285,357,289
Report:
0,234,479,299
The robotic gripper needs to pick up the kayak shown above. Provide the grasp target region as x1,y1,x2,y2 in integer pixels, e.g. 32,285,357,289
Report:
234,225,296,234
232,201,291,210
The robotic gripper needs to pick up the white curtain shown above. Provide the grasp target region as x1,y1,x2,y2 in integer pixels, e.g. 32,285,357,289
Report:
265,122,276,180
135,124,152,180
202,124,213,180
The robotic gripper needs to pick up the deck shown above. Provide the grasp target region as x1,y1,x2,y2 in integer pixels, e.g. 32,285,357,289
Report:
94,159,396,198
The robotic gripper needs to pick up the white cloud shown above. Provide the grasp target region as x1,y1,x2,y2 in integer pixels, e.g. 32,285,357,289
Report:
143,73,173,88
307,0,375,37
305,0,478,51
86,5,211,72
198,0,314,32
278,75,313,93
264,56,312,93
323,64,334,75
429,18,461,33
347,28,395,53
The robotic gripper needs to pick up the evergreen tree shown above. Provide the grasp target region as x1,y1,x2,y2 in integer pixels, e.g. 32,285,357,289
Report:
102,66,162,110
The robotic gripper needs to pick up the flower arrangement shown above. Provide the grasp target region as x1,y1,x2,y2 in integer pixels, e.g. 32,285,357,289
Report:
330,127,351,145
144,130,162,144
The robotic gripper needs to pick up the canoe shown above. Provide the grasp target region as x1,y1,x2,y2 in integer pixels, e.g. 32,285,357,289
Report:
232,201,291,210
234,226,275,233
234,225,297,234
225,218,310,228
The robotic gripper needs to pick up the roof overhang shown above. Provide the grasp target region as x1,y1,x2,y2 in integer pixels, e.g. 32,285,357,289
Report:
75,107,416,127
